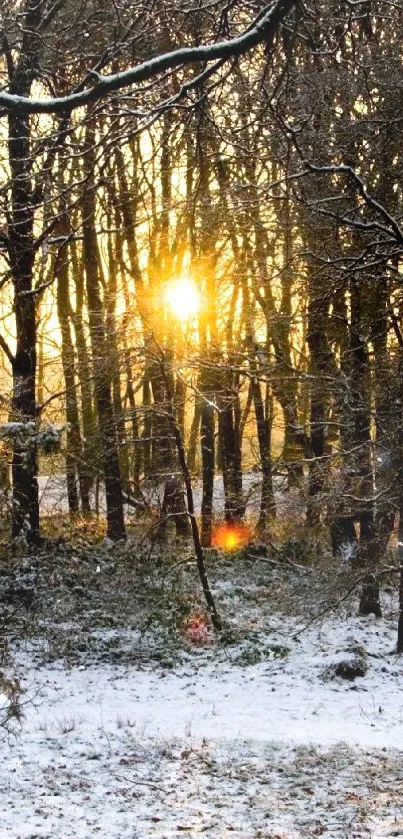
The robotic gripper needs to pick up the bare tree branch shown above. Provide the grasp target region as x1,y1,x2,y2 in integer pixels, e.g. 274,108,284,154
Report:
0,333,14,366
0,0,297,115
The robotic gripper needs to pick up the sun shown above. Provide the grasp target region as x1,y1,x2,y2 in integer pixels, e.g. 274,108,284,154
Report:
165,278,201,321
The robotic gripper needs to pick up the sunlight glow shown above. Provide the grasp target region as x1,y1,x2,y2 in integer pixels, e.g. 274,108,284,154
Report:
212,523,251,551
165,278,201,320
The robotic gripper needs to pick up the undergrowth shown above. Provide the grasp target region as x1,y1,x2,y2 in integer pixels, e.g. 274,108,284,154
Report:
0,521,397,671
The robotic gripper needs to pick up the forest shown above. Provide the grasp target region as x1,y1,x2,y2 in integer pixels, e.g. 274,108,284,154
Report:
1,2,403,837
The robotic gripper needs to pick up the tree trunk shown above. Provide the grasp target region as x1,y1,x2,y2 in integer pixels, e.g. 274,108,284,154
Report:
106,218,129,490
187,393,202,473
348,281,381,616
329,288,358,559
158,474,191,539
306,292,333,527
148,353,174,477
219,379,244,524
251,373,275,534
200,401,215,547
142,373,152,479
8,110,39,542
82,121,125,541
162,361,221,629
70,239,96,506
56,237,90,515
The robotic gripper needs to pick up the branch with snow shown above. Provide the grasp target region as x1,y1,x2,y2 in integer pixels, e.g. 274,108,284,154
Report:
306,161,403,244
0,423,64,454
0,0,296,115
0,422,36,441
274,109,403,245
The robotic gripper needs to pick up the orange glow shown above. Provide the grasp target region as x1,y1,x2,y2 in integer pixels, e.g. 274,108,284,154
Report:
211,523,251,551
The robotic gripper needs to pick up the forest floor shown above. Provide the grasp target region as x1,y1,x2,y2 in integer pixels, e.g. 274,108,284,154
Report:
0,533,403,838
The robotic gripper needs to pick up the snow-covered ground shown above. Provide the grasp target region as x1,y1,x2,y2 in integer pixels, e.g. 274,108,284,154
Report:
37,471,300,520
2,603,403,838
0,473,386,837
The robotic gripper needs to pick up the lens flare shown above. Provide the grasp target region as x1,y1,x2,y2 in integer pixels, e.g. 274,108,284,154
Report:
180,612,213,646
212,523,251,551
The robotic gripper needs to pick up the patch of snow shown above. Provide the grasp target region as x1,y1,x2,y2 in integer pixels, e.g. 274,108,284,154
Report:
14,613,401,750
340,540,357,565
0,422,35,438
1,611,403,836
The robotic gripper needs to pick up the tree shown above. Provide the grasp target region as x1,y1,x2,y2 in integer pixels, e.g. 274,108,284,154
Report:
0,0,297,541
3,0,403,634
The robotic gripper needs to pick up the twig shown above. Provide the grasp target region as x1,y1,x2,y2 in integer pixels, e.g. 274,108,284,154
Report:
161,556,196,578
122,492,148,511
246,552,311,572
116,774,167,793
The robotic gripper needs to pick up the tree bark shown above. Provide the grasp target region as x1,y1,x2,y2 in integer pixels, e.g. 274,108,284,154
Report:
82,120,126,541
251,372,275,534
348,281,381,616
219,378,245,524
56,236,90,515
200,400,215,547
8,7,41,542
70,240,97,508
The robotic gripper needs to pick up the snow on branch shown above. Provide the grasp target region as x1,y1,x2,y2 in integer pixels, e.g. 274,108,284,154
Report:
0,0,296,115
0,422,36,440
306,161,403,244
0,423,63,453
